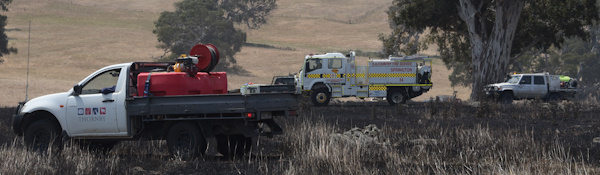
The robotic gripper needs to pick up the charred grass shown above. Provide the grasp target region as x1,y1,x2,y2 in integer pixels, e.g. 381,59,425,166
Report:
1,100,600,174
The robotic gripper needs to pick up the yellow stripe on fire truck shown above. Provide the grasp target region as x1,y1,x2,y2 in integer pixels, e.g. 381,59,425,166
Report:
306,74,345,78
306,74,321,78
346,73,365,78
368,85,387,91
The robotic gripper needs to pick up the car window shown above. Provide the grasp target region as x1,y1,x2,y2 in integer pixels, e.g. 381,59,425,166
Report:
520,76,532,85
275,78,294,85
506,75,520,83
533,76,545,85
81,69,121,95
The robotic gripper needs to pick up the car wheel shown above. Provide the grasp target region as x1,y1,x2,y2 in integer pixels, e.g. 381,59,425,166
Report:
166,122,206,160
24,119,62,152
499,92,514,104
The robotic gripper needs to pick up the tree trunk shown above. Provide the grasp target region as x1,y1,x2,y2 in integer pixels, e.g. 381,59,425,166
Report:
458,0,524,100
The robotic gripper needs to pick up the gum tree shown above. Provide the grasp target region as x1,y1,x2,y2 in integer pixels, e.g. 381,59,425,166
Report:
381,0,599,100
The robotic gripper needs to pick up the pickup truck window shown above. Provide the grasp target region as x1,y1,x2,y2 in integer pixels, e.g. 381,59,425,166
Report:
506,75,520,84
274,77,294,85
81,68,121,95
533,76,545,85
520,76,532,85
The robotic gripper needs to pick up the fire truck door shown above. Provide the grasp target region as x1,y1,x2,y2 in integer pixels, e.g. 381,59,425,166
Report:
324,58,345,84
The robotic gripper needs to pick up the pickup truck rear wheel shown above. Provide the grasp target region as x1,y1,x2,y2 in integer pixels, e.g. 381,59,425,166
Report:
166,122,206,160
311,88,331,106
24,119,62,152
547,93,560,102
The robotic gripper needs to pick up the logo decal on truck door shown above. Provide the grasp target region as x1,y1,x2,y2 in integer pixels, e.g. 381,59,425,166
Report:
78,107,107,115
77,107,107,122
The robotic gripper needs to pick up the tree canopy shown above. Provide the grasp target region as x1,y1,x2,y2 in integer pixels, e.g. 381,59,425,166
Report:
381,0,599,100
153,0,276,72
0,0,17,64
219,0,277,29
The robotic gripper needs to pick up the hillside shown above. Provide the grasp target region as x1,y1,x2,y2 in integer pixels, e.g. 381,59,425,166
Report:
0,0,470,106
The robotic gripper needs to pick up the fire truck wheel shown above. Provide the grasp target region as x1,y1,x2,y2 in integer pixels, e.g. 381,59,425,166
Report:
24,119,62,153
387,89,407,105
167,122,206,160
311,88,331,106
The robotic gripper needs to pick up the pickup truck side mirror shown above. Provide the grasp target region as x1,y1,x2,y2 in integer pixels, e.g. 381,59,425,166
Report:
73,84,82,96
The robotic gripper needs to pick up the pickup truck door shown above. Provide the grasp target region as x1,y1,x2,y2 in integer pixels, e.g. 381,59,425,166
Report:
66,68,126,136
517,75,533,98
532,76,547,98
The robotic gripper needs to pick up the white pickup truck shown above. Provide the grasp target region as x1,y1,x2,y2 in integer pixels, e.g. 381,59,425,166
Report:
12,62,298,159
484,72,577,104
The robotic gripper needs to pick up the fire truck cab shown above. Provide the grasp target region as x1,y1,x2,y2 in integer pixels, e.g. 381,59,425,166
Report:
296,52,433,106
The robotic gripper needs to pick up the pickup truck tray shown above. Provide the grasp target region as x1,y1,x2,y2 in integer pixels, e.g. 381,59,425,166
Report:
126,93,298,118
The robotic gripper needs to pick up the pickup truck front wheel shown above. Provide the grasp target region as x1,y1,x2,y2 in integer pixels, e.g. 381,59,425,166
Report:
499,92,514,104
311,88,331,106
24,119,62,152
167,122,206,160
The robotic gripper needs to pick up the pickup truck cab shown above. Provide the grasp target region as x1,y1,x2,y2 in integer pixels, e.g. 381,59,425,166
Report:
13,62,298,159
484,72,577,104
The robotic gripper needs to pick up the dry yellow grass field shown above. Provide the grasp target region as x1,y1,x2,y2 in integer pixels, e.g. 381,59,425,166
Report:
0,0,470,107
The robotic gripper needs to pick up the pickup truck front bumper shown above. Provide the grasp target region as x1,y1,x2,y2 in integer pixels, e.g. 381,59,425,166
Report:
483,85,503,97
12,103,24,135
484,90,501,96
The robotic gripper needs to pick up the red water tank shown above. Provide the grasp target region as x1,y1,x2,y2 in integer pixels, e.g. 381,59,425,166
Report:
136,72,227,97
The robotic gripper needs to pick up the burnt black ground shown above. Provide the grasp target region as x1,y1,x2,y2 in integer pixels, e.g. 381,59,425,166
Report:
1,100,600,174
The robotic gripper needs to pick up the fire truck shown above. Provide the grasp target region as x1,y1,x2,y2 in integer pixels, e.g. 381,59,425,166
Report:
295,52,433,106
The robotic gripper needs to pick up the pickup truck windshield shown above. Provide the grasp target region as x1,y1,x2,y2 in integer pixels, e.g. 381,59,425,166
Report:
506,75,520,84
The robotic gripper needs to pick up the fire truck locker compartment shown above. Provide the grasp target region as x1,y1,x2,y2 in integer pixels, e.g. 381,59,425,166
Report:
368,61,417,84
136,72,227,97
